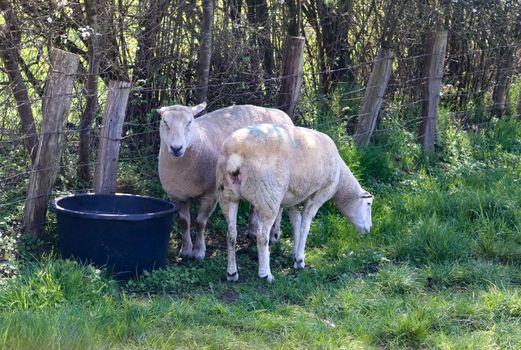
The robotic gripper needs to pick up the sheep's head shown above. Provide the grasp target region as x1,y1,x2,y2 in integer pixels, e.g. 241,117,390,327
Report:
157,102,206,157
342,191,373,234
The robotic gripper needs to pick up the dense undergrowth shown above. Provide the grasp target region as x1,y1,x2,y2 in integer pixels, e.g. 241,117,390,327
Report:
0,105,520,349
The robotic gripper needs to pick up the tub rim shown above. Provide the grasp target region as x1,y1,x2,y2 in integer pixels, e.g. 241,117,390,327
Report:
51,193,177,222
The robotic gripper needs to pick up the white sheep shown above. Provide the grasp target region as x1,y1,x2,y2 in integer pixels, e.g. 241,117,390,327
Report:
158,103,293,259
217,123,373,282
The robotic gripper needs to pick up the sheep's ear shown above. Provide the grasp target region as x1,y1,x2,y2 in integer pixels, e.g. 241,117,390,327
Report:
157,107,166,115
192,102,207,115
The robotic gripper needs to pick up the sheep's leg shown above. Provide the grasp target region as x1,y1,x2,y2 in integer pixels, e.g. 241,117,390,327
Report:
249,206,282,244
247,205,260,241
178,201,193,259
294,184,337,269
288,207,302,262
192,196,217,260
255,210,278,283
293,203,321,269
222,199,240,282
269,208,283,244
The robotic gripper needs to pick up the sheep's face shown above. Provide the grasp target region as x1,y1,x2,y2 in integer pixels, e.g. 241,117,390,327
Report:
344,192,373,234
158,102,206,157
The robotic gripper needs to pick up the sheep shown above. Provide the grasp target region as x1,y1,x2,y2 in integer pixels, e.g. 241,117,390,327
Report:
157,103,293,260
216,123,373,282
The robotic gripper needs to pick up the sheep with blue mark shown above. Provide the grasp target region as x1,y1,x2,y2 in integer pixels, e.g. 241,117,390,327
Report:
217,123,373,282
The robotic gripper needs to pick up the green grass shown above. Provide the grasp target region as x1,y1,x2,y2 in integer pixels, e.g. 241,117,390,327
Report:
0,116,520,349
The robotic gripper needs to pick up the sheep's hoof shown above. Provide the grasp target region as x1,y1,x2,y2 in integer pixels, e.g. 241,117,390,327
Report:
247,233,257,243
269,233,280,244
192,248,206,260
227,271,239,282
260,273,274,283
293,258,305,270
179,243,194,258
179,251,193,260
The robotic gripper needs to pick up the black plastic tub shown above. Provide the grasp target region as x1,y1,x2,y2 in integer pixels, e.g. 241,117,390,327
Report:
51,193,177,279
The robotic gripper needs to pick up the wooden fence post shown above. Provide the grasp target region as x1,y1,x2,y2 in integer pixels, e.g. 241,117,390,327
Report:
94,81,131,194
23,48,79,237
277,36,304,119
418,30,448,152
354,48,392,148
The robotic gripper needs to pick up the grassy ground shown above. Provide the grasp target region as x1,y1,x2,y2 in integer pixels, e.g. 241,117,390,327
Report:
0,114,520,349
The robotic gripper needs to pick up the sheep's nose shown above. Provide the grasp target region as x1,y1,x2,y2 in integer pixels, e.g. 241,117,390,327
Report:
170,145,183,156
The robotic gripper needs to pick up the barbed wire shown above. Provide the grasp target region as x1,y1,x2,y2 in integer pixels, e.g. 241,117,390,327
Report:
0,113,507,212
1,9,520,217
1,41,518,100
0,93,511,191
0,52,518,136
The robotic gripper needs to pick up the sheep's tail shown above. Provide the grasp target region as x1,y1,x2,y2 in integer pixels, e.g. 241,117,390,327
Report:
226,153,244,196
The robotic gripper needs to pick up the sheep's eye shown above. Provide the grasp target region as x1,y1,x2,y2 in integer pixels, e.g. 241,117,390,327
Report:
162,121,169,129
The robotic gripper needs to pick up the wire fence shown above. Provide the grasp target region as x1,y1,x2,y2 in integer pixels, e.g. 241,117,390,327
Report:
0,39,520,225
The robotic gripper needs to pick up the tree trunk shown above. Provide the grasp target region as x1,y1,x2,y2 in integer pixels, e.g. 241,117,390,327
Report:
316,0,354,93
100,1,129,82
418,31,448,152
256,0,274,98
128,0,169,120
302,0,327,94
286,0,301,37
354,48,392,148
23,49,79,237
78,0,103,185
228,0,242,25
245,0,274,98
492,46,515,118
195,0,215,104
0,0,39,163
